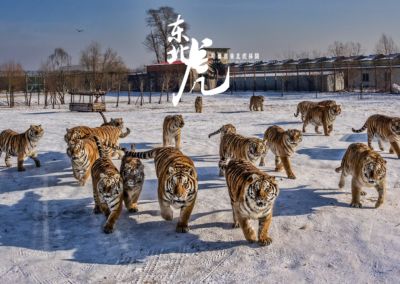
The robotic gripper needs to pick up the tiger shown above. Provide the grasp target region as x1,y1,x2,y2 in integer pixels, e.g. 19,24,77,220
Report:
352,114,400,158
209,125,267,176
249,95,264,111
194,96,203,113
208,124,237,139
163,114,185,149
120,145,145,213
263,125,303,179
223,159,279,246
302,104,341,135
124,147,198,233
91,136,123,234
335,143,387,208
64,125,130,158
0,125,44,171
68,136,121,186
294,100,337,122
99,111,124,130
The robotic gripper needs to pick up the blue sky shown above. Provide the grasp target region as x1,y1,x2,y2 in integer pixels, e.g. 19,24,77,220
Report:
0,0,399,70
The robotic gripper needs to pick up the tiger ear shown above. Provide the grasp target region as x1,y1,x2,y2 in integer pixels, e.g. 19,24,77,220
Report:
249,173,258,182
270,175,276,182
168,166,175,175
66,128,70,132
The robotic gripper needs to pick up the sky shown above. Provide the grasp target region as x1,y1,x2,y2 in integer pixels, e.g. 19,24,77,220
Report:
0,0,399,70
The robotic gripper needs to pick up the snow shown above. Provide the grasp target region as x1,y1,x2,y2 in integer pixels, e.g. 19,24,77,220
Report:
0,91,400,283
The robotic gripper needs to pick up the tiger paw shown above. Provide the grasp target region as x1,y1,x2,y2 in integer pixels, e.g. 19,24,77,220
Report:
275,167,284,172
93,206,102,214
287,174,296,179
350,201,362,208
375,200,383,208
176,223,189,233
18,167,26,172
5,163,12,168
103,224,114,234
128,207,139,213
78,181,86,186
232,222,240,228
258,237,273,246
338,181,345,189
244,230,257,243
360,191,367,196
35,160,41,167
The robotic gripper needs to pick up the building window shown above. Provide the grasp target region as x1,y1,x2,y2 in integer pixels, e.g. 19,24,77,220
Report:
362,73,369,82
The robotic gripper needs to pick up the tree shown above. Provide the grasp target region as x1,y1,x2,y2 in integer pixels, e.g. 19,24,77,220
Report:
44,48,71,104
375,33,399,55
327,41,363,57
0,61,25,107
144,6,189,63
80,42,127,90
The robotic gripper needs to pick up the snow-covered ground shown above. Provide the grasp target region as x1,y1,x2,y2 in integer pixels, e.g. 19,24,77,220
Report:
0,91,400,283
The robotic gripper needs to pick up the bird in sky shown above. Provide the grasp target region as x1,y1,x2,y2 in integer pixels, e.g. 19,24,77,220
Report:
76,28,84,33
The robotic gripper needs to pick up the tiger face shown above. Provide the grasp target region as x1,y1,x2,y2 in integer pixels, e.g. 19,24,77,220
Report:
249,140,267,159
361,158,386,185
121,157,144,188
166,167,196,208
390,118,400,135
174,115,185,128
64,128,80,143
28,125,44,140
109,118,124,129
285,129,302,146
222,124,236,135
69,139,85,160
246,174,278,210
98,173,123,203
329,105,341,116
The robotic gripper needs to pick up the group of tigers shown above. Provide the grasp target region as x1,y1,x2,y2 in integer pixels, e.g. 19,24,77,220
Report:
0,95,399,246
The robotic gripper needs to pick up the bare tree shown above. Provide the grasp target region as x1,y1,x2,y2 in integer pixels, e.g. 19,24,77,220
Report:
144,6,189,63
375,33,399,55
44,48,71,104
80,42,127,90
328,41,363,57
0,61,25,107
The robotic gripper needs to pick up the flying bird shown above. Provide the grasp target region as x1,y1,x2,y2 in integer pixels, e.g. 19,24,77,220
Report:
76,28,84,33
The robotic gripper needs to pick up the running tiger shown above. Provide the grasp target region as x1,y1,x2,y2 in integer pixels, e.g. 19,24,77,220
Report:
352,114,400,158
120,145,145,212
302,104,341,135
163,114,185,149
263,125,302,179
224,159,279,246
335,143,387,208
195,96,203,113
0,125,44,171
294,100,337,121
68,137,121,186
124,147,198,233
209,124,267,176
249,95,264,111
91,136,123,233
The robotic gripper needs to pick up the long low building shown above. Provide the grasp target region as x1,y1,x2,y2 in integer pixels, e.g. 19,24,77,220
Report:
230,54,400,93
